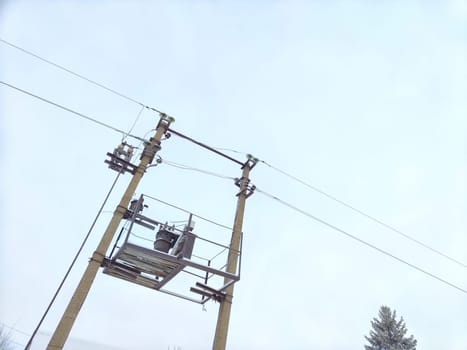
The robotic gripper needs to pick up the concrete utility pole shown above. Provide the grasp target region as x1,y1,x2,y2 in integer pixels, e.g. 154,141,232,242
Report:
212,158,255,350
47,115,173,350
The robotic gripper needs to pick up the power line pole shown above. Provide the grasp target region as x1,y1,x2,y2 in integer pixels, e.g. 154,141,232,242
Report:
47,115,173,350
212,157,256,350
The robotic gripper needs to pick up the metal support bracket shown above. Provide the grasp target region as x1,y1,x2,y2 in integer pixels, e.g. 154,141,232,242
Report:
140,139,161,163
105,152,138,174
235,177,256,198
191,282,227,303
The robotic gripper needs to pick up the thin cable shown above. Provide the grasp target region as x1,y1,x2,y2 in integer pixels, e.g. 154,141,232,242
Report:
9,32,459,268
210,247,227,261
0,38,164,114
213,147,247,155
122,105,145,142
161,158,236,180
259,160,467,269
144,194,233,231
256,187,467,295
191,254,211,262
211,146,467,269
0,80,145,142
167,128,244,166
130,232,154,242
24,172,122,350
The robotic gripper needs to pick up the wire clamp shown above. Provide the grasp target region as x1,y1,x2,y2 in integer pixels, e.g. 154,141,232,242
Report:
243,154,258,170
235,177,256,198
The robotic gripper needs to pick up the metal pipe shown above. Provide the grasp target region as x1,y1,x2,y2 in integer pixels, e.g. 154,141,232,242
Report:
168,128,244,166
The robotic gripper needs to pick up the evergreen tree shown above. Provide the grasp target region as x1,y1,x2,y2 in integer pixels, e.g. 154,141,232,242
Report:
364,305,417,350
0,326,13,350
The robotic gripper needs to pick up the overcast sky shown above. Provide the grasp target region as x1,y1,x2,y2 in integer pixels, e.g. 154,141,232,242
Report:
1,1,466,349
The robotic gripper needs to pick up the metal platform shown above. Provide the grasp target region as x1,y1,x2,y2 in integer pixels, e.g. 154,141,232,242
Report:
102,194,242,303
103,242,183,289
103,242,239,303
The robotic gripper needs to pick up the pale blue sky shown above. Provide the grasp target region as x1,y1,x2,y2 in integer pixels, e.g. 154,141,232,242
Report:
1,1,466,349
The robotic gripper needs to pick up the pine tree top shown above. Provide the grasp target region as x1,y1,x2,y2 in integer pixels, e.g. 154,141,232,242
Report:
364,305,417,350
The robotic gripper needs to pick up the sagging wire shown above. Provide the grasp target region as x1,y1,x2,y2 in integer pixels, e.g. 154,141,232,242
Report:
256,187,467,295
160,158,236,180
143,195,233,231
24,171,123,350
0,38,166,115
25,104,144,350
212,145,467,269
122,105,145,144
0,80,145,142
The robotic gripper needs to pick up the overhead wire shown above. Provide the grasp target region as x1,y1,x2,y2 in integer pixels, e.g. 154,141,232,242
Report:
4,38,461,269
0,80,146,142
0,38,163,114
167,128,244,166
157,157,467,294
255,187,467,295
210,247,228,261
214,146,467,269
23,171,123,350
122,105,145,143
259,159,467,269
161,158,236,180
0,39,242,166
1,46,150,347
130,232,154,242
213,147,246,155
5,36,463,298
144,194,233,231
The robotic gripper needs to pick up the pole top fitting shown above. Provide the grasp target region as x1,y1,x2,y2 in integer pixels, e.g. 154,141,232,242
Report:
246,154,259,163
242,154,258,170
159,112,175,123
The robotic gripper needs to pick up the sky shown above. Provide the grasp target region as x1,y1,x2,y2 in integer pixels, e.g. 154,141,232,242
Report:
1,1,466,349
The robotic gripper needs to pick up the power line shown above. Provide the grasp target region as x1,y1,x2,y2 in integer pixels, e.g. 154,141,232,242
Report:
0,80,145,142
213,147,246,155
145,156,465,291
6,36,462,287
214,147,467,268
256,187,467,295
144,194,233,231
4,39,461,269
122,105,145,142
148,146,466,275
0,38,163,114
24,172,122,350
259,159,467,268
167,128,244,166
161,158,236,180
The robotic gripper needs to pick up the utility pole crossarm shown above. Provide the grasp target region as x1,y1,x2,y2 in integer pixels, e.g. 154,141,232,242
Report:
46,115,173,350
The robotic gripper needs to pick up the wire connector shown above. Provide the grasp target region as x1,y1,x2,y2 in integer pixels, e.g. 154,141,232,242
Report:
141,137,162,163
234,177,256,198
243,154,258,170
159,112,175,123
246,153,259,163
